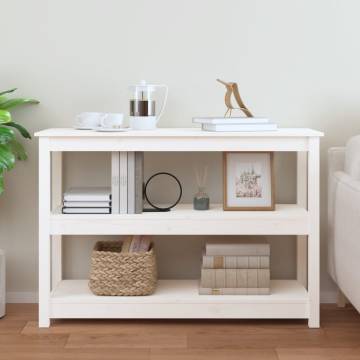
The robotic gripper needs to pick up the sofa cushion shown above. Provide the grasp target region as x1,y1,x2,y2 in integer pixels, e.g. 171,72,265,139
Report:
345,135,360,180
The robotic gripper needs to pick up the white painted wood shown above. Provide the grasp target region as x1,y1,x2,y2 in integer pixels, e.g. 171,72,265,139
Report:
34,128,324,153
307,137,320,328
50,204,309,235
36,127,322,328
50,280,309,319
35,128,324,138
38,138,51,327
337,289,347,307
297,152,308,288
51,152,63,289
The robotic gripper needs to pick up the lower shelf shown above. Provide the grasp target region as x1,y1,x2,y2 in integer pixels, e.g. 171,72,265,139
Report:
50,279,309,320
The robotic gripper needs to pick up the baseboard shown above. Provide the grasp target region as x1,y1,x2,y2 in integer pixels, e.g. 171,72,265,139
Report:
6,290,338,304
320,290,338,304
6,292,38,303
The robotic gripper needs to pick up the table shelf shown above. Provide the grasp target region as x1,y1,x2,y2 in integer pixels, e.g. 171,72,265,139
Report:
36,127,322,328
50,204,309,235
50,279,309,320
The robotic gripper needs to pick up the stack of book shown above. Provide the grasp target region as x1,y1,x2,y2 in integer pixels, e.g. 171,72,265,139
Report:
121,235,151,253
199,240,271,295
111,152,144,214
193,117,277,132
62,187,111,214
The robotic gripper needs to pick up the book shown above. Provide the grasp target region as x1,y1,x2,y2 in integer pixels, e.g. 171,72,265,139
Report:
193,117,269,125
63,187,111,202
63,201,111,208
135,152,144,214
199,287,270,295
127,151,135,214
205,240,270,256
121,235,151,253
111,152,120,214
119,152,128,214
62,207,111,214
202,123,277,132
202,255,270,269
200,268,270,289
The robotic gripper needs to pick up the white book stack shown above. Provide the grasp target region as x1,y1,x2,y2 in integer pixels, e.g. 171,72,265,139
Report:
193,117,277,132
199,239,271,295
62,187,111,214
111,151,144,214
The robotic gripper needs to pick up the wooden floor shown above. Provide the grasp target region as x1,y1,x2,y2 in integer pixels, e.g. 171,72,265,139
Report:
1,304,360,359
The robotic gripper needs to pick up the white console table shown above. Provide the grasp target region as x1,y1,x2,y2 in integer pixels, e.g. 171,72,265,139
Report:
35,128,323,328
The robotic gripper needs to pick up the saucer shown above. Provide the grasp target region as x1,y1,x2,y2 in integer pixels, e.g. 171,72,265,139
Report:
94,126,129,132
73,125,94,130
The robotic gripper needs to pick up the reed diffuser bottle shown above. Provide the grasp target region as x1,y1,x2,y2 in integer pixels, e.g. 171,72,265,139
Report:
193,166,210,210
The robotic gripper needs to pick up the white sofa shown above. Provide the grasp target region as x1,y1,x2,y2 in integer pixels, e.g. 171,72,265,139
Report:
328,136,360,311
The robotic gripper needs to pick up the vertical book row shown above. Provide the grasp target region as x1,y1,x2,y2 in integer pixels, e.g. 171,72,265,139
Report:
111,152,144,214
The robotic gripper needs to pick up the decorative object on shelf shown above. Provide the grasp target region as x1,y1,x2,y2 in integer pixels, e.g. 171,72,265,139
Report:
75,112,126,131
223,152,274,211
111,151,144,214
193,165,210,210
89,239,157,296
200,240,270,295
0,87,39,194
129,80,168,130
192,80,277,132
62,187,111,214
216,79,253,118
144,172,182,212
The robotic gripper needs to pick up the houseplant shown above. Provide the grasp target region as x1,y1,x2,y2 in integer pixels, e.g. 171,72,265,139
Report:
0,88,39,194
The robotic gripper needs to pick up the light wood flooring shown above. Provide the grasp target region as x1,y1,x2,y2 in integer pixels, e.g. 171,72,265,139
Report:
0,304,360,359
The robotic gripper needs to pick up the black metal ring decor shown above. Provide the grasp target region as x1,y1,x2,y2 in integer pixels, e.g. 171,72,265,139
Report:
144,172,182,212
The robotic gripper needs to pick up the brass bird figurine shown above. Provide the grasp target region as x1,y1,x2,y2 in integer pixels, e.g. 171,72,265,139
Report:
217,79,253,118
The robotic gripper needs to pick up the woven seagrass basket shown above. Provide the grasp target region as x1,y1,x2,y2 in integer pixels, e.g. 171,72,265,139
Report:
89,241,157,296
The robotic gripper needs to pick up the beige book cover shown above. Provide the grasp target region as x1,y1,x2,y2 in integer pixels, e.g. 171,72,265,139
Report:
205,239,270,256
258,269,270,288
237,269,248,288
200,269,215,288
249,256,260,268
199,287,270,295
260,256,270,269
226,269,237,288
247,269,258,288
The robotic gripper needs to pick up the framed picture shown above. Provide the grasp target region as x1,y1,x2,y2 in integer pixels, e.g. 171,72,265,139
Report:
223,152,274,211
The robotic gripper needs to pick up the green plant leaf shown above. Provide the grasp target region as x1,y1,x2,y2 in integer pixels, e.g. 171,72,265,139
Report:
0,98,40,110
0,109,11,124
0,144,15,171
0,88,17,97
8,139,27,160
5,122,31,139
0,126,15,144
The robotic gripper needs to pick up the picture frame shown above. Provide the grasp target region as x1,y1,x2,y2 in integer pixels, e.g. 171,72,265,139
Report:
223,152,275,211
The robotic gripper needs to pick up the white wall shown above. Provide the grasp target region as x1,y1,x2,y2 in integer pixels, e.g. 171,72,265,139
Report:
1,0,358,302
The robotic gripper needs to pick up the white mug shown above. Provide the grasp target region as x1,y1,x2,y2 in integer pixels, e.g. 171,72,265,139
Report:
75,112,104,129
129,116,157,130
100,113,124,129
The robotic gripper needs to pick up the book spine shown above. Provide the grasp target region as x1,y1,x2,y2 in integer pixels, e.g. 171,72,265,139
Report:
202,255,270,269
63,201,111,208
111,152,120,214
127,152,135,214
135,152,144,214
119,152,128,214
199,287,270,295
205,243,270,256
201,269,270,289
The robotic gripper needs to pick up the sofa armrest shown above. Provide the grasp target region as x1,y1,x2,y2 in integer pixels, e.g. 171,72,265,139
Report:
328,147,345,174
